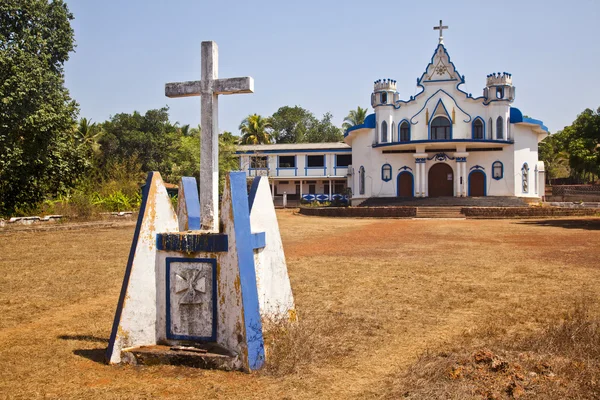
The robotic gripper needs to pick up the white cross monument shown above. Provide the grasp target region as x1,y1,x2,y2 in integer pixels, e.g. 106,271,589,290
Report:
434,20,449,44
165,41,254,232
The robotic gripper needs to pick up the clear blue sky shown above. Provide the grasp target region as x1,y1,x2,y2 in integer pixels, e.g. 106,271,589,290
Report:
64,0,600,135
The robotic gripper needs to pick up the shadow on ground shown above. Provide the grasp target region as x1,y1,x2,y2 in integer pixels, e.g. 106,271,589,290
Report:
58,334,109,343
515,218,600,231
73,348,107,364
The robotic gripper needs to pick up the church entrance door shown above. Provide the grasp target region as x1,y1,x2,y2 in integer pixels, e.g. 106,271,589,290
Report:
428,163,454,197
397,172,414,197
469,171,486,196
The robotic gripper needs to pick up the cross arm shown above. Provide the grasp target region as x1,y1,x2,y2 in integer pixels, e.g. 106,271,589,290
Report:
165,81,201,98
215,77,254,95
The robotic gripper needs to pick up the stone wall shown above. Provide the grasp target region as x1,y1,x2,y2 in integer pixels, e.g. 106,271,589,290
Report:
299,206,416,218
461,207,600,218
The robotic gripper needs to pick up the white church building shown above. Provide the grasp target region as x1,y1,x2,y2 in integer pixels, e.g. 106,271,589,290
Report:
237,23,548,205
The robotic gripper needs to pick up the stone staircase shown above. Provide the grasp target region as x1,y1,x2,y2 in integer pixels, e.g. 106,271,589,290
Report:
416,207,464,219
359,196,529,208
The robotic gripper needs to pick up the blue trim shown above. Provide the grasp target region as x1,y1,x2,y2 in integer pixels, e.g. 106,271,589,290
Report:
106,171,154,362
509,107,548,132
251,232,266,250
276,155,297,171
372,138,513,148
399,166,413,171
236,148,351,155
248,176,261,212
381,120,388,142
492,161,503,180
418,44,461,86
429,117,452,141
165,257,218,342
470,165,485,171
157,233,229,252
334,153,352,175
410,89,472,125
181,177,201,230
468,170,487,197
304,154,326,176
471,117,485,140
398,119,411,142
229,172,265,370
344,113,376,137
381,163,392,182
396,171,414,197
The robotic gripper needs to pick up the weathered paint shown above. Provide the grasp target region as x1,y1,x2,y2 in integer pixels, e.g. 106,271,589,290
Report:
249,176,296,321
176,176,201,231
106,172,179,364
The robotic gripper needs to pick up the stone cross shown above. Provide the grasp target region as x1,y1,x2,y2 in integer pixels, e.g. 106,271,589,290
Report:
166,41,254,232
433,20,448,44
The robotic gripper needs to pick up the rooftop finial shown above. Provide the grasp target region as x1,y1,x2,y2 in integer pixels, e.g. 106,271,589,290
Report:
433,20,448,44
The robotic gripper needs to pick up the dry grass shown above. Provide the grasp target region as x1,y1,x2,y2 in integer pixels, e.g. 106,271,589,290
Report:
1,213,600,399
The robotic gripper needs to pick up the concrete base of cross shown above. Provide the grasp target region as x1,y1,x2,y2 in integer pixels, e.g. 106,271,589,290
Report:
105,172,296,372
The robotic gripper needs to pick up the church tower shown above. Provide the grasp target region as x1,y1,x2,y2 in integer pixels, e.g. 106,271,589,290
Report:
484,72,515,102
371,79,398,107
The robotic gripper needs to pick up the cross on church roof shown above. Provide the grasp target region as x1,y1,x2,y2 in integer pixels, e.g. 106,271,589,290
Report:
433,20,448,44
165,41,254,232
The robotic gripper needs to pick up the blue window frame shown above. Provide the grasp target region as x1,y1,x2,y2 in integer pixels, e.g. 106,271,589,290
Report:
492,161,503,180
522,163,529,193
472,118,484,140
381,164,392,182
399,120,410,142
430,116,451,140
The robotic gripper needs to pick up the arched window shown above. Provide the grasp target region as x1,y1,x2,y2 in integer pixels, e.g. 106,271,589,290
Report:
431,116,451,140
496,87,504,99
381,92,387,104
473,119,484,139
522,163,529,193
492,161,503,180
359,166,365,195
381,121,388,143
381,164,392,182
488,118,493,139
507,117,511,140
399,121,410,142
391,121,395,142
496,116,504,140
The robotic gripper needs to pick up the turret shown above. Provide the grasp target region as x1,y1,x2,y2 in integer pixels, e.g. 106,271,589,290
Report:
371,79,398,107
484,72,515,102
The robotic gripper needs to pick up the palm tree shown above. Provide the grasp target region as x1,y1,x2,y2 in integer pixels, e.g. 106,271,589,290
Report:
342,106,369,131
75,117,102,151
239,114,273,144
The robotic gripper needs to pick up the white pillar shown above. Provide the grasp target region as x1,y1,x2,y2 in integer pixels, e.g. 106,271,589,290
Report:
421,162,426,197
271,180,275,199
462,162,467,197
299,180,303,200
414,161,421,197
328,179,332,200
455,162,461,197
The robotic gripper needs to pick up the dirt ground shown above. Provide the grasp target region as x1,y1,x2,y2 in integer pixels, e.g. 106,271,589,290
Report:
1,212,599,399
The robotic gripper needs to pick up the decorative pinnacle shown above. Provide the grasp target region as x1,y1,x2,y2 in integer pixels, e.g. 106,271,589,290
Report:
374,78,397,91
486,72,513,86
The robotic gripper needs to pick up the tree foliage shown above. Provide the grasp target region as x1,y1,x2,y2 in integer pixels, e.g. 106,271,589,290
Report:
539,107,600,183
239,114,273,144
269,105,343,143
342,106,369,130
0,0,84,215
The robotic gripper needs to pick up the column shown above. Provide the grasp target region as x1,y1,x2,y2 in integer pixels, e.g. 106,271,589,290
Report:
328,178,333,200
455,161,461,197
462,162,467,197
299,180,303,200
414,160,421,197
271,180,275,199
421,162,426,197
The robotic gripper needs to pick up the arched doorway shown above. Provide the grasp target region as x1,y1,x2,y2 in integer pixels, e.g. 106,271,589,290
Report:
469,170,486,197
397,172,414,197
428,163,454,197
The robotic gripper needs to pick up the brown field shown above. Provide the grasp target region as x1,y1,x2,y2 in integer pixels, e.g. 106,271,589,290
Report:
1,212,600,399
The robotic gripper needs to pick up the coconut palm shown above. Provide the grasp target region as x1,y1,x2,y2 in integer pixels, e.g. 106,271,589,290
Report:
75,118,102,151
342,106,369,130
239,114,273,144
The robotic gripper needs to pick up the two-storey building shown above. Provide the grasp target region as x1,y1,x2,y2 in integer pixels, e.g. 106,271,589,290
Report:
236,143,351,204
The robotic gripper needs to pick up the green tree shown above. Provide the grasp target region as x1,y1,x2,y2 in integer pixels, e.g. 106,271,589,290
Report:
342,106,369,131
239,114,273,144
305,112,343,143
219,131,240,193
0,0,85,215
538,133,570,182
271,106,314,143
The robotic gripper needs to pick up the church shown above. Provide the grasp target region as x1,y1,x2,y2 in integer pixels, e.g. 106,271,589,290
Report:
237,22,548,206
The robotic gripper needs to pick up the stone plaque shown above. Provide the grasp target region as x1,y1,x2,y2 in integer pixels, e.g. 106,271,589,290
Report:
167,259,216,340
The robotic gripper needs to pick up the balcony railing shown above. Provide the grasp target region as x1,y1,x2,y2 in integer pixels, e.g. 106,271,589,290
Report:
301,193,349,204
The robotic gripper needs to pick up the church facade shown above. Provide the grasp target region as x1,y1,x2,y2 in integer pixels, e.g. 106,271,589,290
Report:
344,30,548,204
237,25,548,205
